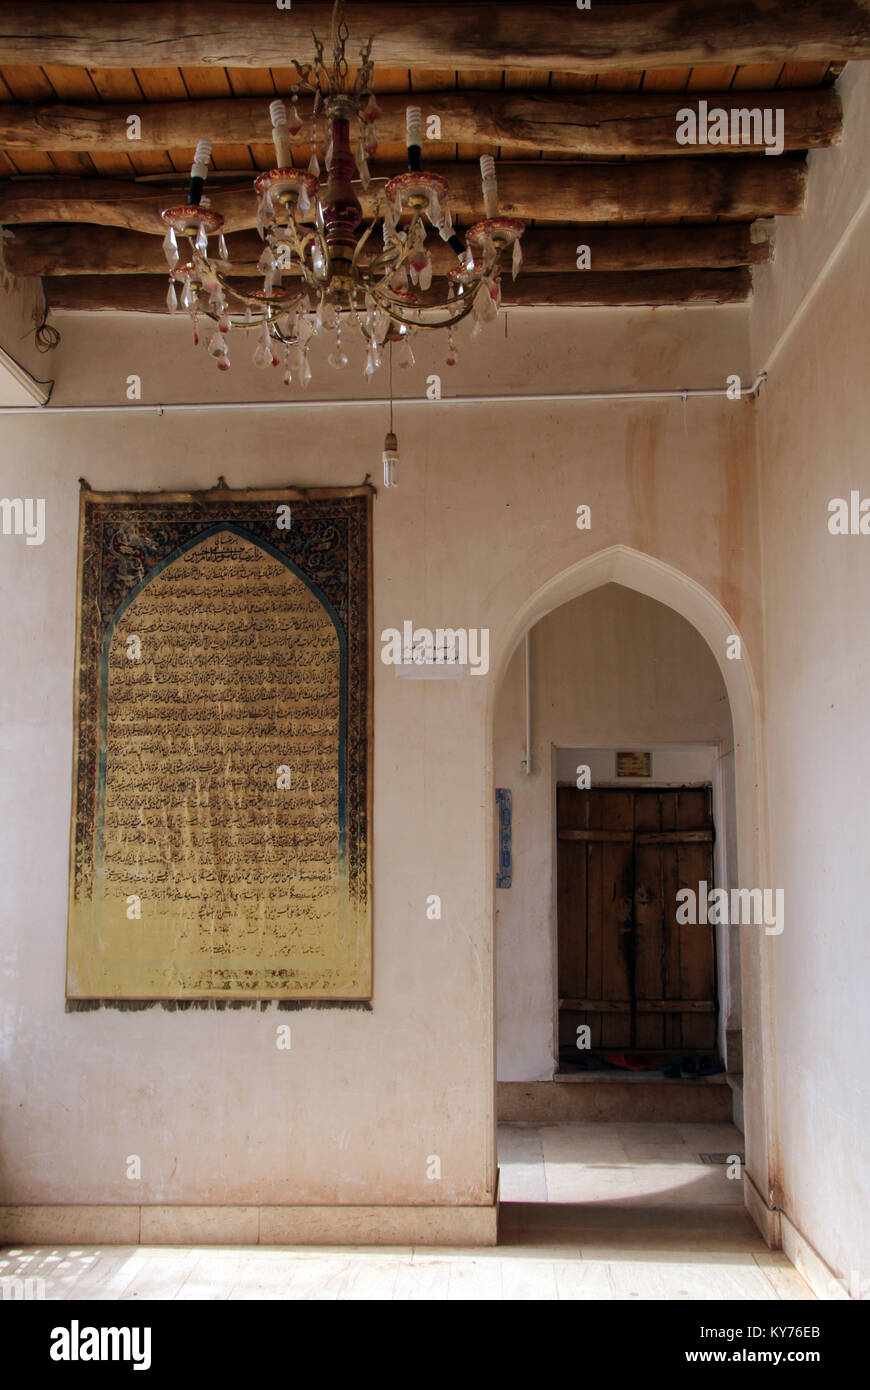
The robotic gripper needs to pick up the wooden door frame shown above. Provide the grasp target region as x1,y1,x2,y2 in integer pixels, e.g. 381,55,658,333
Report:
551,765,733,1064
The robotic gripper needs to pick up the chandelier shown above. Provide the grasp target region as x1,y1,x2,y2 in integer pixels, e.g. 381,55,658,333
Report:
159,0,524,396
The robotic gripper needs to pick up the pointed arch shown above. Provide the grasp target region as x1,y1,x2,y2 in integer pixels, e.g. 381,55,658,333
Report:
487,545,777,1240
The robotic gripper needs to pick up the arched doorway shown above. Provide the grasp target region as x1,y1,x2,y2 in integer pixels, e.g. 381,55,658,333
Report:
487,547,776,1238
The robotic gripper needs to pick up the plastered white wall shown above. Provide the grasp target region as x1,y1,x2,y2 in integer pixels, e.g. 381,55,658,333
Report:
754,163,870,1290
0,309,763,1207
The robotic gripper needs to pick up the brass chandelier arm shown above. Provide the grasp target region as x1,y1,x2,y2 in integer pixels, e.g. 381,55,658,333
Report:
369,284,482,333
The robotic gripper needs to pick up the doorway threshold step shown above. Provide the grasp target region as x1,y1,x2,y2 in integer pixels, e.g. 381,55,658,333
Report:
498,1080,732,1123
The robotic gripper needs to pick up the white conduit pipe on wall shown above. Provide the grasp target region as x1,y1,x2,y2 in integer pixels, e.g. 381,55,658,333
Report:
522,631,532,776
0,374,768,414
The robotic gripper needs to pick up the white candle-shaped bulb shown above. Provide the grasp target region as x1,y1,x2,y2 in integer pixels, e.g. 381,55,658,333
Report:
269,99,292,168
405,105,423,148
480,154,498,219
191,138,211,181
405,106,423,173
189,138,211,205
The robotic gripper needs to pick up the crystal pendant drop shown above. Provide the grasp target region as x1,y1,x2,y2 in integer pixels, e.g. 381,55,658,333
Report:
162,226,178,268
217,353,231,372
397,333,415,369
308,150,320,178
364,348,376,380
191,314,200,348
297,184,311,218
328,345,349,369
474,277,498,323
300,351,312,388
363,92,382,124
419,255,433,292
357,142,371,190
287,94,303,137
195,222,208,255
445,330,459,367
512,237,523,280
253,320,270,368
218,232,229,261
166,279,178,312
218,313,231,334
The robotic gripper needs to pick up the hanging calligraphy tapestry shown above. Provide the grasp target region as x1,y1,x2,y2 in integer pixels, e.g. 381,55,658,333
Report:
67,485,372,1003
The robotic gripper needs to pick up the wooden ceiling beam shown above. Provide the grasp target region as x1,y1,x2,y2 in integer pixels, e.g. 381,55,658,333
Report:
43,268,753,313
7,223,773,277
0,89,842,157
0,159,807,232
0,2,867,72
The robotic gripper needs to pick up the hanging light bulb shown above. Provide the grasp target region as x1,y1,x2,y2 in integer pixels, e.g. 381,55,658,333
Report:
382,430,399,488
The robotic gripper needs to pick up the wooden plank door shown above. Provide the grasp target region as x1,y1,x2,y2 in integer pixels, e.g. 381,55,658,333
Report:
557,786,717,1055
